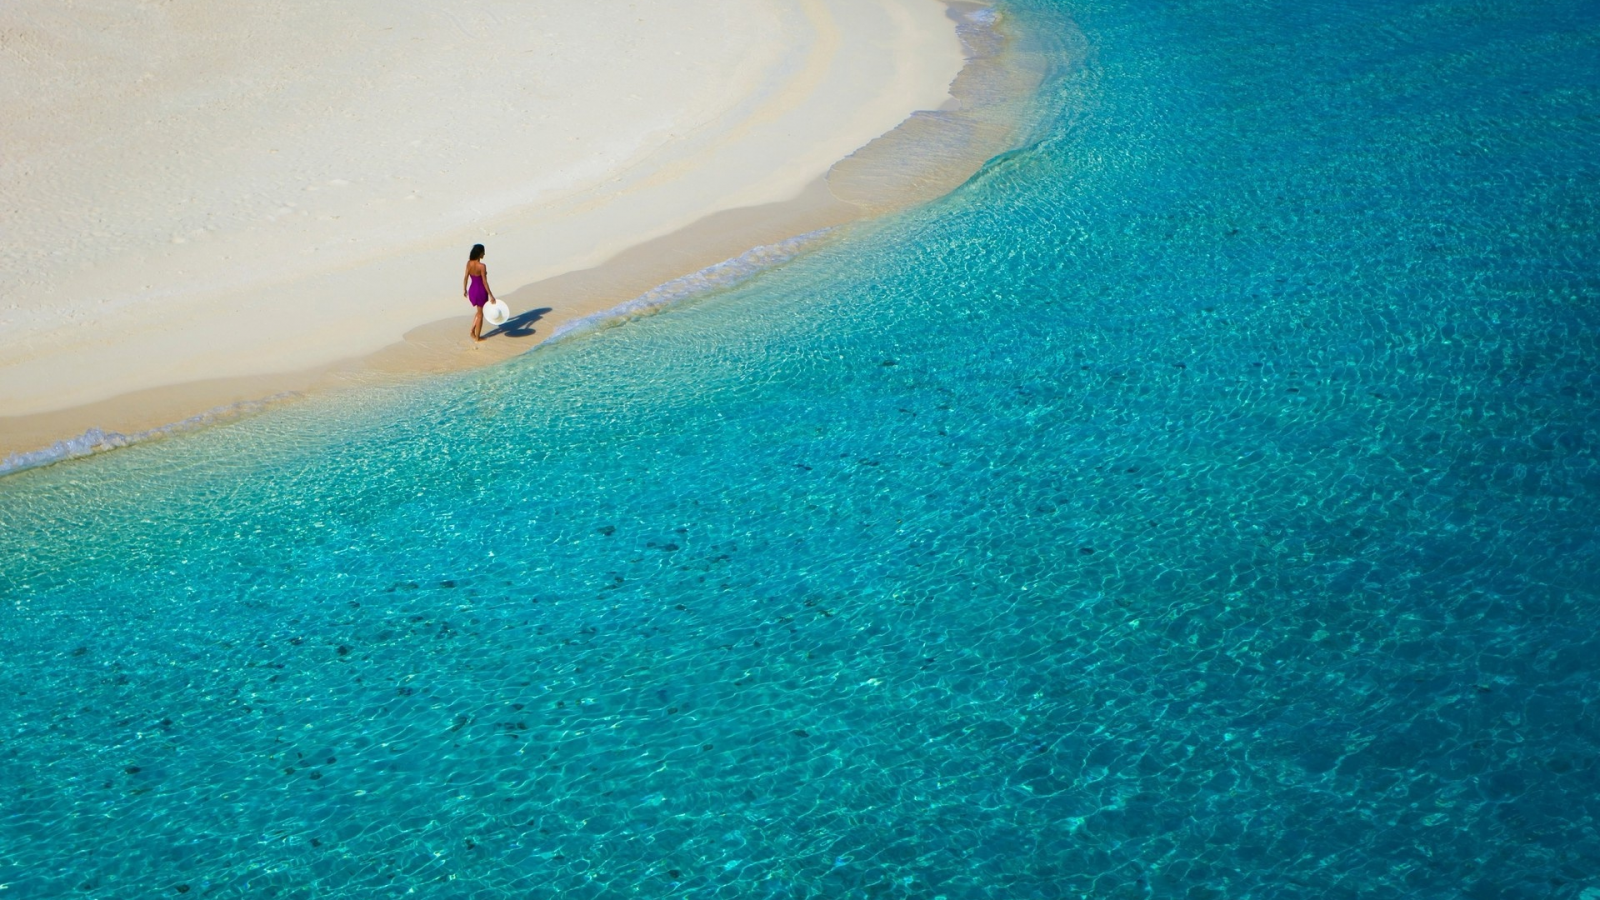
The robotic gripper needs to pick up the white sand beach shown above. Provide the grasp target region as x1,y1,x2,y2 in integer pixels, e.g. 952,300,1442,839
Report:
0,0,997,461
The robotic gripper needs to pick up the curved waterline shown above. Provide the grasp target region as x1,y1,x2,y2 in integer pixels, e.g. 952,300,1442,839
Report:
1,2,1056,479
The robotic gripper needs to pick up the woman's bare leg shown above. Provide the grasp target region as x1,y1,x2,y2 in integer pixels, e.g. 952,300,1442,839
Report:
471,308,484,341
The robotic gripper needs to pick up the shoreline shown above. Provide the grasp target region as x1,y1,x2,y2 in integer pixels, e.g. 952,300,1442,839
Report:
0,2,1048,477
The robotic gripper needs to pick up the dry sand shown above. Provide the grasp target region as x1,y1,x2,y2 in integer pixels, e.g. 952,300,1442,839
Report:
1,0,1044,469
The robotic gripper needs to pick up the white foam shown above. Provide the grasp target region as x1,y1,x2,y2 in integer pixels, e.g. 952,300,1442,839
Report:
0,394,297,478
542,229,836,344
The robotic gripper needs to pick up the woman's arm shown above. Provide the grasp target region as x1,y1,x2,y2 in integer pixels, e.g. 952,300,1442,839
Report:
483,266,495,302
463,265,470,297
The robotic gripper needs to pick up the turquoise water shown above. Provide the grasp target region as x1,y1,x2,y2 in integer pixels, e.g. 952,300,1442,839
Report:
4,0,1599,896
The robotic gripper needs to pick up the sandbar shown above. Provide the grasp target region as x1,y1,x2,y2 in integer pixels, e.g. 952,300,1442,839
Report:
0,0,1045,471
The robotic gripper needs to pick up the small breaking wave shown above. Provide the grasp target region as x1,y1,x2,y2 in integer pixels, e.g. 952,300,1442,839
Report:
540,228,836,345
0,393,298,478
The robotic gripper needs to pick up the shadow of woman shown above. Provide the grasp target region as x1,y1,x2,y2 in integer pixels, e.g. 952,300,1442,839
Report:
486,307,553,340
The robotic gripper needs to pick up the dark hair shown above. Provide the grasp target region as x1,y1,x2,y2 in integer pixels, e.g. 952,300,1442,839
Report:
469,244,486,261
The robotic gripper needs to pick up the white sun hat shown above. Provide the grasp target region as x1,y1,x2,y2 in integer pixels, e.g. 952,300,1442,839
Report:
483,299,511,327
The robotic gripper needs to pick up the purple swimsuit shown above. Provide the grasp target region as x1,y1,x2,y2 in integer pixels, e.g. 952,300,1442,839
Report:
468,273,488,307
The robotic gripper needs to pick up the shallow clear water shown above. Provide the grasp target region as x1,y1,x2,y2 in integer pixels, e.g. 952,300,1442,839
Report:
3,0,1599,897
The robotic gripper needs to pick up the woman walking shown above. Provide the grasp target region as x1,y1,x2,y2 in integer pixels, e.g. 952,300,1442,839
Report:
463,244,496,342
